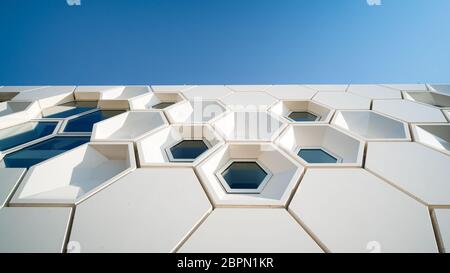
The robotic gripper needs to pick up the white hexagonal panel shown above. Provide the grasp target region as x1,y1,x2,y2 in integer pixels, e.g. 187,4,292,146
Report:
151,85,195,93
434,209,450,253
213,111,286,142
265,85,317,100
332,110,410,141
373,99,446,123
381,84,429,91
179,208,322,253
225,85,272,92
10,142,136,206
195,143,304,207
366,142,450,206
313,92,371,110
347,84,402,99
0,86,46,94
276,124,364,167
182,85,232,100
136,124,224,167
69,168,211,252
305,84,348,92
91,111,168,142
289,168,437,253
0,168,26,207
0,207,72,253
220,92,277,110
165,100,227,124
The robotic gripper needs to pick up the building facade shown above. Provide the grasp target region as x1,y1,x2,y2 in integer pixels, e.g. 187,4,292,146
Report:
0,84,449,253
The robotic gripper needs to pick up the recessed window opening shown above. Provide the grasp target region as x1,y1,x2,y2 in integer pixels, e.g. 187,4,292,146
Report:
216,160,272,194
166,139,210,162
288,111,320,122
297,147,342,164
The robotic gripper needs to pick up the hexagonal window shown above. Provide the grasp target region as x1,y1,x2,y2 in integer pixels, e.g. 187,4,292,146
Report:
288,111,319,122
372,99,447,123
270,100,334,124
97,86,151,109
411,123,450,155
167,139,210,162
217,161,271,193
137,124,224,167
0,101,33,117
195,143,304,207
91,111,168,142
10,143,136,205
63,110,125,133
404,91,450,108
0,91,19,102
0,101,42,130
297,148,342,164
1,136,90,169
276,124,364,167
0,121,58,152
332,110,410,141
42,101,98,119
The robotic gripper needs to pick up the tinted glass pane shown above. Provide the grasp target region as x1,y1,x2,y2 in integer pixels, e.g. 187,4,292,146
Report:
61,101,99,108
298,148,338,163
222,162,267,189
288,111,318,122
169,140,208,161
43,101,98,118
64,110,124,132
0,122,57,151
153,102,175,109
1,136,90,168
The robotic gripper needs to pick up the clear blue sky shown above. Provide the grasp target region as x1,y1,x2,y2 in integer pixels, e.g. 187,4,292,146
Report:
1,0,449,85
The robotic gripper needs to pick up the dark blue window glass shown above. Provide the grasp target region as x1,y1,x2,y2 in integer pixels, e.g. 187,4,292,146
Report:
1,136,90,169
298,148,338,163
288,111,318,122
0,122,57,151
64,110,124,133
152,102,175,109
43,101,98,118
222,162,268,189
169,140,208,161
44,107,93,118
